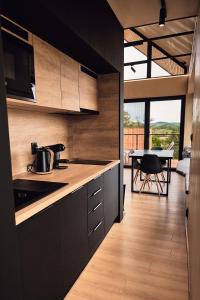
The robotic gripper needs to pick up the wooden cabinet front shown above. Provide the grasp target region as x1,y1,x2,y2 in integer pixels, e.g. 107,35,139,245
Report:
60,53,80,111
79,69,98,111
33,35,62,108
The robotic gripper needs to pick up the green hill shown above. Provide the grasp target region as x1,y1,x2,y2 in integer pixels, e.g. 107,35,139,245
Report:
151,122,180,131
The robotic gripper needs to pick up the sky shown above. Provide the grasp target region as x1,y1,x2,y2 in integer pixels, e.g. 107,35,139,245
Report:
124,100,182,123
124,42,170,80
124,43,181,123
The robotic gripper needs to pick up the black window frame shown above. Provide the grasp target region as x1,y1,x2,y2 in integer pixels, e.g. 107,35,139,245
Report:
124,95,186,163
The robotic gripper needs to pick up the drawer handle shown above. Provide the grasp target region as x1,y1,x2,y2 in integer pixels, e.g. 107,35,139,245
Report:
94,220,103,232
93,188,102,196
93,202,102,212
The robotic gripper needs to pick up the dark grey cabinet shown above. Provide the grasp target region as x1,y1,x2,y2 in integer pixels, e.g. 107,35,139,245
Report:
60,185,88,294
104,165,119,234
17,165,119,299
87,175,105,254
17,203,63,300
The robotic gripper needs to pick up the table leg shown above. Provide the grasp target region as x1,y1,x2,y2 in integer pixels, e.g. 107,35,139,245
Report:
166,158,170,196
131,158,134,192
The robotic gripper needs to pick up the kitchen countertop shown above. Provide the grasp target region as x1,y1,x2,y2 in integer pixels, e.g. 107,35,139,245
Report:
14,160,120,225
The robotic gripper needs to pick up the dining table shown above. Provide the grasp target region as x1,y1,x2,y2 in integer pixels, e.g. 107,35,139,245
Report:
129,149,174,196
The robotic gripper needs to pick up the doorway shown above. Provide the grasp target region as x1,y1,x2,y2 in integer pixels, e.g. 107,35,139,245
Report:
124,96,185,168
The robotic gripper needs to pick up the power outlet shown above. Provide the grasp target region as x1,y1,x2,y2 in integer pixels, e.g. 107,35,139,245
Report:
31,142,38,155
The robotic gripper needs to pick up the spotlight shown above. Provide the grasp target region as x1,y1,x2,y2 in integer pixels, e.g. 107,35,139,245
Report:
159,0,167,27
131,65,136,73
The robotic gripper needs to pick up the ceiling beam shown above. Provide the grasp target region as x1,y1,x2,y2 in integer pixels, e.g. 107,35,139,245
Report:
130,28,187,72
124,31,194,47
124,40,144,47
148,30,193,41
124,53,191,67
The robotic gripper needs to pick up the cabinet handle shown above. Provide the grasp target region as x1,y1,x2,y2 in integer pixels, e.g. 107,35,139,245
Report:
93,188,102,196
94,220,103,232
93,202,102,212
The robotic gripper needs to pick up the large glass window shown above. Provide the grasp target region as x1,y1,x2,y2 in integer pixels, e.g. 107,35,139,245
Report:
124,98,184,168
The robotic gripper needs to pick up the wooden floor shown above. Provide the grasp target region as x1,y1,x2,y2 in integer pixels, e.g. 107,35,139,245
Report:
65,169,188,300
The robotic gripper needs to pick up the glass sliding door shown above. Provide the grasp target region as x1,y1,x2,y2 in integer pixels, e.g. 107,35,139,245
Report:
124,101,145,166
124,97,185,168
150,99,182,168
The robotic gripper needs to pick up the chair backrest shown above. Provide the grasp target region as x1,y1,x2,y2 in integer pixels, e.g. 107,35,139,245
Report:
140,154,162,174
167,141,175,150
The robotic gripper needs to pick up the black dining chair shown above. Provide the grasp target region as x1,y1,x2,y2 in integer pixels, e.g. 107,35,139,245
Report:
140,154,163,196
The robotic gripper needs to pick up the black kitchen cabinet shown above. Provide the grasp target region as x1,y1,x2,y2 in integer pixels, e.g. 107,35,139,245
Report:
104,165,119,234
17,165,119,299
60,185,88,295
17,203,63,300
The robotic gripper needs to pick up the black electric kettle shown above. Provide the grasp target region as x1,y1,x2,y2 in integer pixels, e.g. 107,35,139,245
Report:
28,147,53,174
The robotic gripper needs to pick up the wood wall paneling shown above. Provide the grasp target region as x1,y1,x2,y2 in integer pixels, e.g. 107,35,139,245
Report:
124,75,188,99
33,35,62,109
79,70,98,111
72,73,119,161
188,10,200,300
60,53,80,112
8,108,72,176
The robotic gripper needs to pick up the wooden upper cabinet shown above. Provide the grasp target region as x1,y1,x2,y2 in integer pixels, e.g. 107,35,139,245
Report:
79,68,98,111
60,53,80,112
33,35,62,108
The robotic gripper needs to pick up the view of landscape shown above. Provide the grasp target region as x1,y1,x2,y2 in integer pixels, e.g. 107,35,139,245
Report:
124,100,181,166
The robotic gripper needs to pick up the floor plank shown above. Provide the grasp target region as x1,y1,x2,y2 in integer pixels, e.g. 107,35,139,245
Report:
65,170,188,300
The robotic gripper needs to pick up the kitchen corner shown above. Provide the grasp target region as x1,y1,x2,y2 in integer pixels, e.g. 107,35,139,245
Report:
14,160,120,225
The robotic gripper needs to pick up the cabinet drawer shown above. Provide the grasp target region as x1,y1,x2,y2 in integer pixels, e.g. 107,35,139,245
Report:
88,175,103,198
88,219,104,252
88,186,103,212
88,201,104,233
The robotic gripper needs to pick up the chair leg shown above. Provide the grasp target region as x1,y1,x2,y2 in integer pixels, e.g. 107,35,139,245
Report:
133,169,140,184
156,174,163,192
140,174,148,193
161,171,165,186
146,174,151,190
154,174,160,196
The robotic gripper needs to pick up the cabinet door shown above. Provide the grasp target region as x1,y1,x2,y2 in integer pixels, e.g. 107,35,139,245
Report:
104,165,119,234
60,53,80,111
79,68,98,111
17,204,63,300
60,185,88,294
33,35,62,108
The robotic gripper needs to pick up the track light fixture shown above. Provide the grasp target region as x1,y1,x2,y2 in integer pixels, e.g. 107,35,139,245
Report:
159,0,167,27
131,65,136,73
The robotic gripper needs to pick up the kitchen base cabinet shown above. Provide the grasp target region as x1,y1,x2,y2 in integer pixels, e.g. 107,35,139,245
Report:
17,164,119,299
104,165,119,234
17,203,63,300
60,185,88,295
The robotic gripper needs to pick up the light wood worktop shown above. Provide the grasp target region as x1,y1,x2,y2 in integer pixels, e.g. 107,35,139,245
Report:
15,160,120,225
